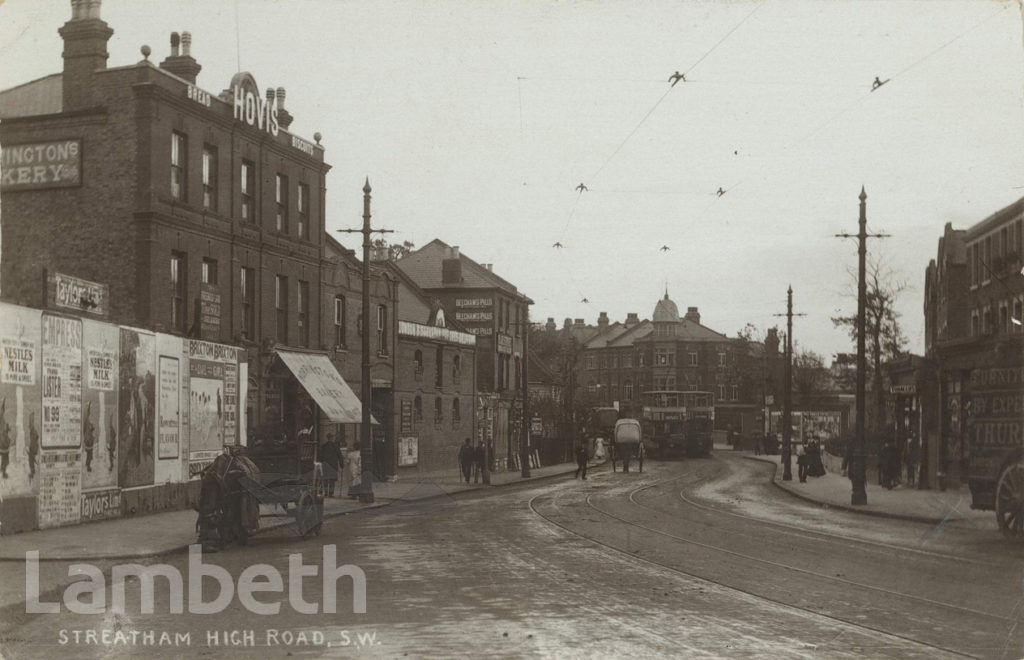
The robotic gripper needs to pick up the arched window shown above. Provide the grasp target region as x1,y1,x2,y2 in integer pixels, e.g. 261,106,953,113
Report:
414,350,423,378
623,380,633,401
452,354,462,382
452,398,461,425
434,397,444,424
413,396,422,423
435,346,444,387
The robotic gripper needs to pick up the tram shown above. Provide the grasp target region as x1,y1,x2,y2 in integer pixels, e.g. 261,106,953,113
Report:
640,390,714,459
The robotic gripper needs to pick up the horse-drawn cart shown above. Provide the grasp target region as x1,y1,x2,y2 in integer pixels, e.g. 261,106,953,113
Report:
196,433,326,552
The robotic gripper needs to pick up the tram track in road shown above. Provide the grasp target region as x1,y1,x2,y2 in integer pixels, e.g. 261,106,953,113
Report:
528,469,1003,659
632,460,995,569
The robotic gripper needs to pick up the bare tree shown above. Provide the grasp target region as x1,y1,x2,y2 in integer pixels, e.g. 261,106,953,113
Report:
831,258,908,431
791,346,828,399
372,238,415,261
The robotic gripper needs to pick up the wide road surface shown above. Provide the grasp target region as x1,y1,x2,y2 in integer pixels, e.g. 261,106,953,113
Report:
3,451,1022,658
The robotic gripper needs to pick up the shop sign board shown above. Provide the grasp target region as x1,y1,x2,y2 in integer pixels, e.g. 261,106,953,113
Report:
398,437,418,466
1,139,81,191
46,271,108,317
497,333,512,355
199,283,221,340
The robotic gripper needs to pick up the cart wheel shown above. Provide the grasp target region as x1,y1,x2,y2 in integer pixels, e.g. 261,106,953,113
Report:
996,461,1024,539
297,493,322,539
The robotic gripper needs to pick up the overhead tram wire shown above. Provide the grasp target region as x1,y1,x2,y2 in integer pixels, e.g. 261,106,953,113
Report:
588,1,766,185
798,2,1011,145
689,1,1012,231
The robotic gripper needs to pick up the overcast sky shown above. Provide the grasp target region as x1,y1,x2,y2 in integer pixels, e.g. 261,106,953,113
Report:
2,0,1022,359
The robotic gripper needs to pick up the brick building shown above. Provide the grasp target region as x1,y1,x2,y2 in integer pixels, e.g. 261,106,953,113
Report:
575,293,760,433
396,240,532,471
0,3,396,493
388,263,477,477
915,196,1024,497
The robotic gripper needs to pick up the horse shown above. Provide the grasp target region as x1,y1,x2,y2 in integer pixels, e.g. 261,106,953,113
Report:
195,447,260,552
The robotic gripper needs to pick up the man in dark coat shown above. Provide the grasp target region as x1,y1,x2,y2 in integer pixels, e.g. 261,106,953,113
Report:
574,443,588,480
458,438,473,483
320,433,341,497
473,441,486,484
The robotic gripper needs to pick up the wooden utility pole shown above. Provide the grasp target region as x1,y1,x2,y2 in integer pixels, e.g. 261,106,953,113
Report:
774,286,805,481
835,186,889,505
337,179,392,503
521,318,531,478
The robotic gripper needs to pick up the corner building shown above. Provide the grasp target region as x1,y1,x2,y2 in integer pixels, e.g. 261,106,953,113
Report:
1,4,396,490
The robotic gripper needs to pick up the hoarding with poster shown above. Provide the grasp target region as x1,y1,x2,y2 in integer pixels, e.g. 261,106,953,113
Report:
186,339,240,477
80,319,118,491
118,328,156,488
40,313,82,449
0,302,42,500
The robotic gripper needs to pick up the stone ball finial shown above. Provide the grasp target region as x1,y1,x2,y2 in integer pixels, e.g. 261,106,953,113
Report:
313,132,322,145
141,45,152,60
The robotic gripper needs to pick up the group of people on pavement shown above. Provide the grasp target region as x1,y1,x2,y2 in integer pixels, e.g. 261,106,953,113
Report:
796,440,826,482
879,435,919,489
458,438,488,484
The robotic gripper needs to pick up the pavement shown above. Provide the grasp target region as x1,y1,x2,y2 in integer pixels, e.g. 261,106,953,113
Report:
0,449,998,564
731,445,994,526
0,461,581,562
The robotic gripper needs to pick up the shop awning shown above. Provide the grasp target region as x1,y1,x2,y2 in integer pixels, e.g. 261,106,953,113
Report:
276,350,377,424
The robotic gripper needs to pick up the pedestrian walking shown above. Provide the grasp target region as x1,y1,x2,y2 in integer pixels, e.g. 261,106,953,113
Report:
574,443,588,480
754,434,763,456
345,443,362,499
906,438,919,488
797,442,808,483
473,440,485,484
320,433,340,497
458,438,473,483
880,438,896,489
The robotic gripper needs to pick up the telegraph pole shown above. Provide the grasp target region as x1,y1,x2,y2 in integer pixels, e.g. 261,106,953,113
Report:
337,179,393,504
835,186,889,506
521,316,531,478
773,286,805,482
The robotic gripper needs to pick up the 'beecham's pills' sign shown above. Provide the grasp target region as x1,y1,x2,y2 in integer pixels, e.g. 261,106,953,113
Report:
1,140,82,191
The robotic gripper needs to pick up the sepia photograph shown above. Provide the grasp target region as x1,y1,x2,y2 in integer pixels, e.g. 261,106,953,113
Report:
1,0,1023,657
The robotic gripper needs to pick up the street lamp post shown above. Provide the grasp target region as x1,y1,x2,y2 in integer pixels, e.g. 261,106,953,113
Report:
836,187,889,506
337,179,392,504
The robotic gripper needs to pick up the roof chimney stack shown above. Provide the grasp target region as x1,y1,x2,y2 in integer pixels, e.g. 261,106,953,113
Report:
684,306,701,324
60,0,114,111
597,311,609,330
574,318,585,328
625,312,639,327
158,28,202,83
545,318,556,332
442,246,462,285
276,87,294,129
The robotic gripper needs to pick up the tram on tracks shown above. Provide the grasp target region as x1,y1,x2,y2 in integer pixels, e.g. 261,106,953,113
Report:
640,390,714,459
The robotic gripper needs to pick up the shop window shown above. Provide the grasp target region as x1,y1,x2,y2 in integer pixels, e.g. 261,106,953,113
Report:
240,267,255,340
377,305,389,356
297,182,309,239
202,144,217,211
171,131,187,201
276,174,289,233
201,257,217,285
241,160,255,222
170,251,187,332
275,275,288,343
334,296,346,347
297,280,309,347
